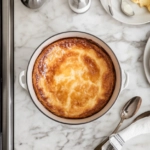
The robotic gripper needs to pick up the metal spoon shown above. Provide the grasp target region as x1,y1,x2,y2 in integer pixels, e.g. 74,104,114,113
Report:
121,0,135,16
94,96,142,150
21,0,46,9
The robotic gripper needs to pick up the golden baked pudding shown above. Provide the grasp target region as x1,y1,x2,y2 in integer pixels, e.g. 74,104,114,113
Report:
32,38,116,119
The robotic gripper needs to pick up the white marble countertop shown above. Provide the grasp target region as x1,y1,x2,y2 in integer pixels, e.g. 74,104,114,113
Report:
15,0,150,150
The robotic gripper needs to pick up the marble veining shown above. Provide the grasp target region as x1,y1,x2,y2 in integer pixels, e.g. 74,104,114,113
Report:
15,0,150,149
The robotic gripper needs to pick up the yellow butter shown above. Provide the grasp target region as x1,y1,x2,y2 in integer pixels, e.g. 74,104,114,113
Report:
131,0,150,12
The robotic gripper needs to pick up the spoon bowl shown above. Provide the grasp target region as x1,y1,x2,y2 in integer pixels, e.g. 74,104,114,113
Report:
121,96,141,119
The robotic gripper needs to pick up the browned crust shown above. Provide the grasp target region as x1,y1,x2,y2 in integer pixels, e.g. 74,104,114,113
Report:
32,37,116,119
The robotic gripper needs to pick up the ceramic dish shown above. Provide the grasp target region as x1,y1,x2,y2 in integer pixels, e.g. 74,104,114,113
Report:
143,37,150,84
19,31,128,124
100,0,150,25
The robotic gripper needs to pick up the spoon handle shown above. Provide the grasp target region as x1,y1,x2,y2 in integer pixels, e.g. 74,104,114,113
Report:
111,117,124,134
94,117,124,150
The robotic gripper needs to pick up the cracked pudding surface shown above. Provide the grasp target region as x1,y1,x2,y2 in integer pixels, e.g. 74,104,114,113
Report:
32,38,116,119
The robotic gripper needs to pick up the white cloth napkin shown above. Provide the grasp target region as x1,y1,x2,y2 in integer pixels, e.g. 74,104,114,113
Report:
102,116,150,150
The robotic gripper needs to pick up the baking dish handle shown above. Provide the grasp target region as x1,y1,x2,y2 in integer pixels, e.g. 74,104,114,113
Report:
19,70,27,90
121,69,129,91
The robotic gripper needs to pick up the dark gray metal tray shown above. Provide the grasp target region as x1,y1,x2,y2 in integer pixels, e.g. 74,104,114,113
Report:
2,0,14,149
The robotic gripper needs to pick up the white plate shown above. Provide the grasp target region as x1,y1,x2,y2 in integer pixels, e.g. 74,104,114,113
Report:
143,37,150,84
100,0,150,25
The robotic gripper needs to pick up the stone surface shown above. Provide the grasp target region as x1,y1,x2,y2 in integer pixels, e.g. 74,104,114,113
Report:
15,0,150,149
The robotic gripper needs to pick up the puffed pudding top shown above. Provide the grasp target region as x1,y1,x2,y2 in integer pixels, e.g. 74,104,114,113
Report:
32,37,116,119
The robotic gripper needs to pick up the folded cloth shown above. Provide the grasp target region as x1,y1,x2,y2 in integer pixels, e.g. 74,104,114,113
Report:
102,116,150,150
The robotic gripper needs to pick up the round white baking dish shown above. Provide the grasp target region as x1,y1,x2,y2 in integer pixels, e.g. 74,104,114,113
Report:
19,31,128,124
